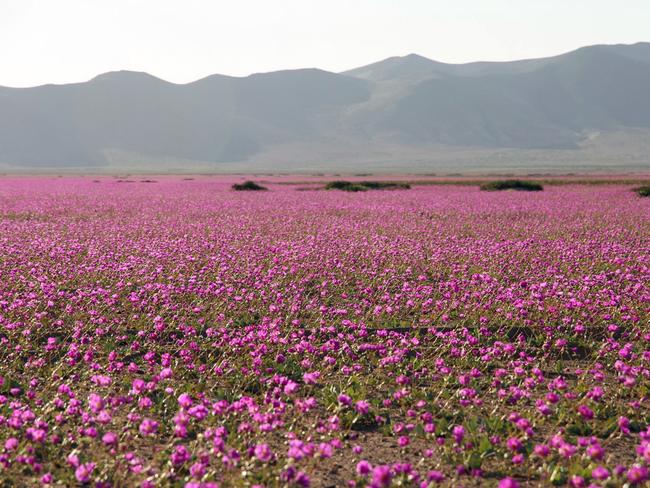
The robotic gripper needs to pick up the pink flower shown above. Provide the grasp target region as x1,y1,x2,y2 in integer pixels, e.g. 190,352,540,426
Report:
88,393,104,413
189,462,206,478
178,393,193,409
576,405,594,420
591,466,609,480
586,443,604,460
302,371,320,384
138,418,159,436
627,465,649,485
254,443,273,462
67,454,80,467
427,470,445,483
171,445,191,466
354,400,370,415
75,463,95,483
619,416,631,434
452,425,465,444
569,475,585,488
337,394,352,406
558,442,577,459
372,465,392,487
506,437,523,452
284,381,299,395
498,478,519,488
4,438,18,451
102,432,118,445
295,471,310,487
356,460,372,475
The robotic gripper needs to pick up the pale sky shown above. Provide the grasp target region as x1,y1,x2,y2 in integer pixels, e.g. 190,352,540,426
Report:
1,0,649,87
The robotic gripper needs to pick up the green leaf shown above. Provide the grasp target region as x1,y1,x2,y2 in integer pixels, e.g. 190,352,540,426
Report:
466,451,483,469
550,465,567,485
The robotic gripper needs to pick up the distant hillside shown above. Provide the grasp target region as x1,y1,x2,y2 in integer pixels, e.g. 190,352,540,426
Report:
1,42,650,172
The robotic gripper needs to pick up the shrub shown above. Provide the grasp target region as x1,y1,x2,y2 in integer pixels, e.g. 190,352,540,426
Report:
358,181,411,190
634,185,650,197
326,181,362,191
480,180,543,192
325,181,368,192
325,181,411,192
232,181,268,191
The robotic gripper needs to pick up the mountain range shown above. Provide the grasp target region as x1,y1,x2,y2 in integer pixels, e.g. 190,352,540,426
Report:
2,42,650,173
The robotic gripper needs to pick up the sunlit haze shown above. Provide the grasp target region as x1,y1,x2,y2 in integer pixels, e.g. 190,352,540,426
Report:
2,0,649,87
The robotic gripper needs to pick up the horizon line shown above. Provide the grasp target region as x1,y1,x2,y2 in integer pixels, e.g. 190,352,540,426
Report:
2,40,648,89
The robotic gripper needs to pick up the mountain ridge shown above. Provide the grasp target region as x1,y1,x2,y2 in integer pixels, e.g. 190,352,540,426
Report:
1,42,649,171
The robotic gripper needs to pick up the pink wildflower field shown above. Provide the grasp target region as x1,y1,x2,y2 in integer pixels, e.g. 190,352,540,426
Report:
0,177,648,487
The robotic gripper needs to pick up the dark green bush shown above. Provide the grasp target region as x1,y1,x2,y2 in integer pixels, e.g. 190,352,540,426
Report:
480,180,543,192
232,181,268,191
325,181,364,191
358,181,411,190
634,185,650,197
325,180,411,192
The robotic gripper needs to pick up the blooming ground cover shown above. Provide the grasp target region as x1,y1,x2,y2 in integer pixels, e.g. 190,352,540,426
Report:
0,177,648,487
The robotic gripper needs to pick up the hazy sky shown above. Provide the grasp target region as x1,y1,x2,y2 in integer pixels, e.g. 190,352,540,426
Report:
2,0,649,87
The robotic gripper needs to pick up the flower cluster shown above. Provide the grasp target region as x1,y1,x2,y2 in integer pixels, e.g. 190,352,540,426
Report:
0,177,647,486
